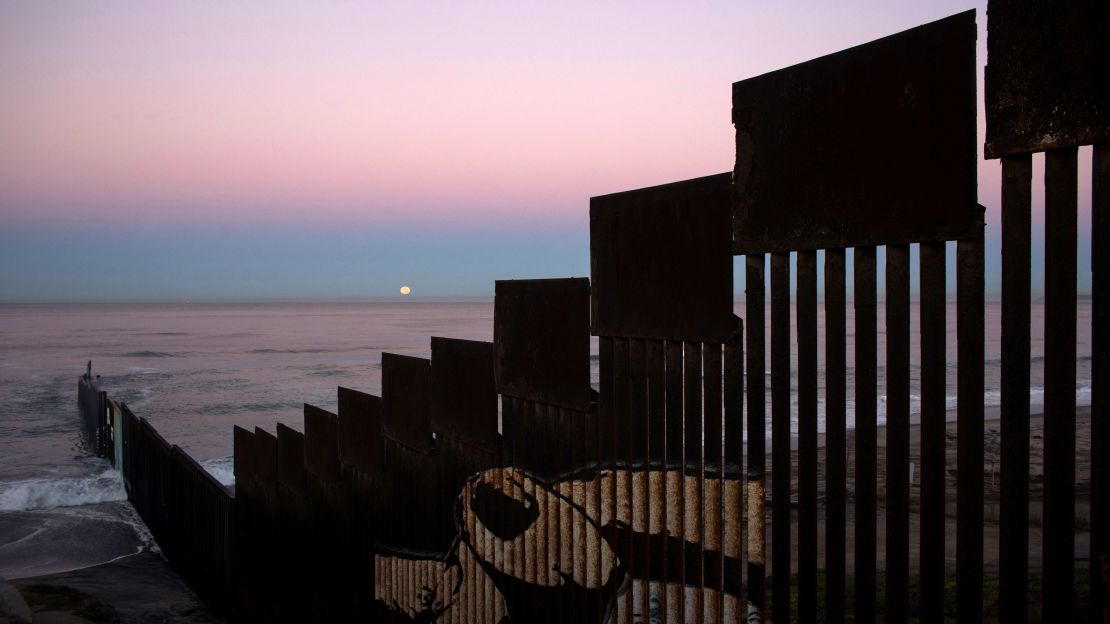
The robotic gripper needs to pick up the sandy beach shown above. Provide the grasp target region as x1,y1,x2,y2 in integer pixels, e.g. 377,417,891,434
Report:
0,502,218,623
769,406,1094,573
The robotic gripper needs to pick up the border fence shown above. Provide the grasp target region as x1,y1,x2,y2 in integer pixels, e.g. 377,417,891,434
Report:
76,2,1106,622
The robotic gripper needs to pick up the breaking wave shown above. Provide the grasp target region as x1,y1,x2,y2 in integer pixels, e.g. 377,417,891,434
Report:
0,469,127,512
201,456,235,487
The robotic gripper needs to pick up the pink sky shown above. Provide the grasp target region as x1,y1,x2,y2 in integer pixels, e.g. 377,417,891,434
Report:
2,0,1001,229
0,1,1097,298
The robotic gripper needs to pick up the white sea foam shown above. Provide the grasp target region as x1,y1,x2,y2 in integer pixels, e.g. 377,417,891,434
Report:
201,455,235,487
0,469,127,512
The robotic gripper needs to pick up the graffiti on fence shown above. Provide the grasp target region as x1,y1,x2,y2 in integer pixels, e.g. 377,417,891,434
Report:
375,467,742,623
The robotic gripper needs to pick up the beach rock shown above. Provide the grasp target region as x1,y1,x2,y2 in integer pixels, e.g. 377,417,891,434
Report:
0,575,32,624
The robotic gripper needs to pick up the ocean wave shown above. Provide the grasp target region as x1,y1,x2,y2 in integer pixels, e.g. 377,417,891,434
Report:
120,350,179,358
250,347,332,354
309,368,349,378
195,401,289,416
201,456,235,487
0,469,127,512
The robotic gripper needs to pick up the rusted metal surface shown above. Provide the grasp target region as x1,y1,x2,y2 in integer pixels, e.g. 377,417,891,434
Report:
744,254,766,623
544,403,562,623
645,340,666,622
430,337,498,453
494,278,591,411
1042,148,1078,619
919,241,946,623
276,423,306,496
1093,143,1109,624
233,425,255,495
722,324,743,624
271,423,309,624
769,253,791,623
824,248,847,624
683,341,704,624
337,387,382,477
885,244,911,624
501,396,519,606
854,247,877,624
303,404,339,483
254,427,278,502
558,407,575,621
664,340,685,624
572,407,589,622
613,338,633,623
629,339,648,624
335,387,382,616
590,173,734,343
306,477,337,616
232,426,256,617
249,427,279,621
276,423,307,622
703,342,723,624
957,225,985,624
304,399,346,612
598,337,619,621
984,0,1110,157
733,10,978,253
303,404,342,620
585,396,603,618
381,352,432,451
999,154,1032,624
797,250,818,624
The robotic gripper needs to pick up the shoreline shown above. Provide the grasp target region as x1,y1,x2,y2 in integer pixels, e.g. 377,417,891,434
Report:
792,406,1094,508
9,551,218,623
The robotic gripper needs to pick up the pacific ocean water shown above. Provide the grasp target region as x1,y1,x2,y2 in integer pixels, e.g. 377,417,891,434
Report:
0,299,1093,574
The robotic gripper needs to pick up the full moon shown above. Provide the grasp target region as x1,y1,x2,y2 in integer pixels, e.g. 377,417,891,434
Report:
399,286,411,295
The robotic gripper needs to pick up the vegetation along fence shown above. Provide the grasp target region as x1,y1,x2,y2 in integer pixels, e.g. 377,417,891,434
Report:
77,1,1106,622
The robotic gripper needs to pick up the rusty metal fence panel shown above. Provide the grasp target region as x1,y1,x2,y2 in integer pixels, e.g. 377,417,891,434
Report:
732,10,981,624
985,2,1109,622
984,0,1109,158
494,278,592,412
590,173,734,342
590,173,741,624
492,277,600,624
77,372,112,460
732,11,978,254
336,386,380,616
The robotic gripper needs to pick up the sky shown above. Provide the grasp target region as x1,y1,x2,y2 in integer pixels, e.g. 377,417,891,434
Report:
0,0,1095,299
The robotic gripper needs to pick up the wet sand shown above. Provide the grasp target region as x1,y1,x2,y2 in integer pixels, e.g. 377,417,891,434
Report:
1,502,218,623
768,406,1094,573
12,551,219,623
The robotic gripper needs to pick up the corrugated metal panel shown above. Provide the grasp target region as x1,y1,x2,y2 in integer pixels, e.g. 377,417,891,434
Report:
732,10,977,253
494,278,591,411
590,173,733,342
430,336,498,453
984,0,1110,157
381,353,433,451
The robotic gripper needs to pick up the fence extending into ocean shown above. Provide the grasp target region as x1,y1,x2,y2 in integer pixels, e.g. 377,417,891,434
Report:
77,2,1107,622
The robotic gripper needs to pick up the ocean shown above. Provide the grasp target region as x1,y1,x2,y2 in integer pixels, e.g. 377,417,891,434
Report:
0,299,1093,575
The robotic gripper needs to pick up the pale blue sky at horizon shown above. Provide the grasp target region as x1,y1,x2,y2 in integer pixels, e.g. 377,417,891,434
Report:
0,0,1096,300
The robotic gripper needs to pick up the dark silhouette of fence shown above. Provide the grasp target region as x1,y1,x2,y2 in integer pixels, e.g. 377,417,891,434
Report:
75,2,1107,622
78,369,112,461
985,3,1109,623
732,12,982,624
